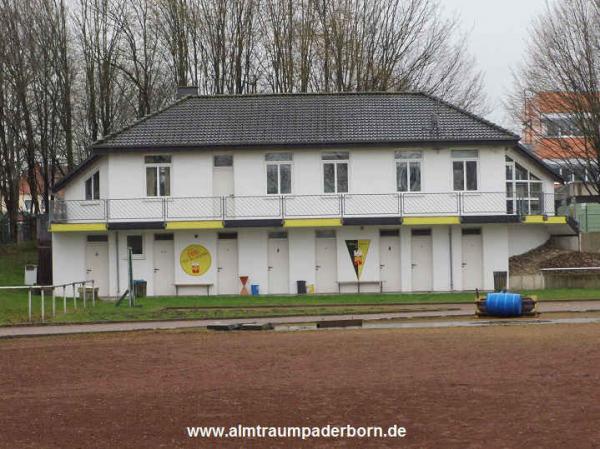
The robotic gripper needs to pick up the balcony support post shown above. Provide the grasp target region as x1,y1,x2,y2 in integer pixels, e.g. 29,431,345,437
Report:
398,193,403,216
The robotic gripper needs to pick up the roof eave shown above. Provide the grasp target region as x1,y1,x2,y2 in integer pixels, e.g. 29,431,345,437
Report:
52,154,102,193
93,138,518,153
513,143,564,183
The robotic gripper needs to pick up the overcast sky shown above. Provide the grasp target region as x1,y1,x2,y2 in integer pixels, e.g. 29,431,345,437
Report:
443,0,551,128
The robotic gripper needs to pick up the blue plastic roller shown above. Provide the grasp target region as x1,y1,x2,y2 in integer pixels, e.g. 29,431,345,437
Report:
485,292,523,317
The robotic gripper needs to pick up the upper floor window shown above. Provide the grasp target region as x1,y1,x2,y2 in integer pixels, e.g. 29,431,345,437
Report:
213,155,233,167
322,151,349,193
266,153,292,194
395,151,422,192
542,114,582,138
505,156,543,214
145,155,171,197
85,171,100,200
452,150,478,191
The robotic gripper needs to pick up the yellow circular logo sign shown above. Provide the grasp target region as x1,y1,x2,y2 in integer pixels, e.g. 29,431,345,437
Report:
180,244,211,276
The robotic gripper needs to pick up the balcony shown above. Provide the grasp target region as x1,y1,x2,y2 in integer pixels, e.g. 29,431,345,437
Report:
49,192,562,225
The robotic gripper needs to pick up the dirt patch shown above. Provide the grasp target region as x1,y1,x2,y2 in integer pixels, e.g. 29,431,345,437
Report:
510,241,600,275
1,326,599,448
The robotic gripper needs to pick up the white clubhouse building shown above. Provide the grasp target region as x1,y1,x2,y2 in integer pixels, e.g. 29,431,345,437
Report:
50,92,574,297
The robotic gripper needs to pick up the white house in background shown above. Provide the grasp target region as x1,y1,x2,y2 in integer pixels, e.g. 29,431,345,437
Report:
50,91,575,298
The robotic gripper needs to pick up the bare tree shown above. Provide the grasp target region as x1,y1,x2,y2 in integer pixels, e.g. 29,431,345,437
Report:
0,16,23,240
509,0,600,196
113,0,170,117
157,0,193,87
258,0,488,111
74,0,129,141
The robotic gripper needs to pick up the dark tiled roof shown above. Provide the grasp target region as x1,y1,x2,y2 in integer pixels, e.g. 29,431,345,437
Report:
515,143,563,182
93,92,518,150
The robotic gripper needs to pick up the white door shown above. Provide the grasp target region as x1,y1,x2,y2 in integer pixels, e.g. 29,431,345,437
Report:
411,231,433,292
462,230,483,290
268,236,289,294
380,233,401,292
153,235,175,296
217,237,239,295
316,235,338,293
85,241,109,297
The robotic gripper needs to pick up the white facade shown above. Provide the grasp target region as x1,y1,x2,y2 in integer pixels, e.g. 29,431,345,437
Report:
52,144,566,297
63,145,550,199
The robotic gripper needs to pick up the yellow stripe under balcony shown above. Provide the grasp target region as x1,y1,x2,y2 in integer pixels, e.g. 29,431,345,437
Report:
522,215,568,224
522,215,545,224
166,221,224,230
545,216,567,224
403,216,461,225
284,218,342,228
50,223,107,232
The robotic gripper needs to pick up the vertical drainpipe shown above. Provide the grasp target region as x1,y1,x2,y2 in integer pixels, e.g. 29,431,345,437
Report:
448,226,454,291
115,231,120,295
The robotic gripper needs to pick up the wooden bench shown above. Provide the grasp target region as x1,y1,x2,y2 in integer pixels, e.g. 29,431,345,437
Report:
337,281,383,294
174,283,214,296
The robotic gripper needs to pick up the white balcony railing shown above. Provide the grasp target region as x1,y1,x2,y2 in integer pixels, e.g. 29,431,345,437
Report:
50,192,560,224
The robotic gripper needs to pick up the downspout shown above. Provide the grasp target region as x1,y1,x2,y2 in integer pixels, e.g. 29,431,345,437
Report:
448,226,454,291
115,231,120,295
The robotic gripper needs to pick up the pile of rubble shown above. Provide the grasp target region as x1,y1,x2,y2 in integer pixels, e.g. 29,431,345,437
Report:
509,241,600,275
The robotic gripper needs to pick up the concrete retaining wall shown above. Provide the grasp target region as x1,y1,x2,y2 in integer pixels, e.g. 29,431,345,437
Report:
543,272,600,289
510,274,545,290
580,232,600,253
549,235,580,251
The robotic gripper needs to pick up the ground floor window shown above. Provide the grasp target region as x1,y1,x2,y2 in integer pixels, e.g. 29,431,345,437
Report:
126,235,144,256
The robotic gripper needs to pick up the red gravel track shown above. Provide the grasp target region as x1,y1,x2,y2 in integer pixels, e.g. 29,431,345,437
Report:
1,324,599,448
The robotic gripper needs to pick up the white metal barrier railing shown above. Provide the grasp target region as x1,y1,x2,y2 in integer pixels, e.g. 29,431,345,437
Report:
0,280,96,323
50,192,562,223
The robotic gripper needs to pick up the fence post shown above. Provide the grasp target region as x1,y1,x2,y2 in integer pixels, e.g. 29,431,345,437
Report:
52,288,56,318
73,283,77,309
222,196,226,220
83,282,87,308
92,280,96,306
28,288,32,322
41,289,45,323
280,195,285,219
63,285,67,314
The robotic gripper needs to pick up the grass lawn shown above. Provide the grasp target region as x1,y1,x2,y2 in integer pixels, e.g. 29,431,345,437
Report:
1,242,600,325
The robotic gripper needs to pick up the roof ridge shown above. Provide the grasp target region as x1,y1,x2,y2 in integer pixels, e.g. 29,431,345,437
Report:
188,90,423,99
418,91,519,140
